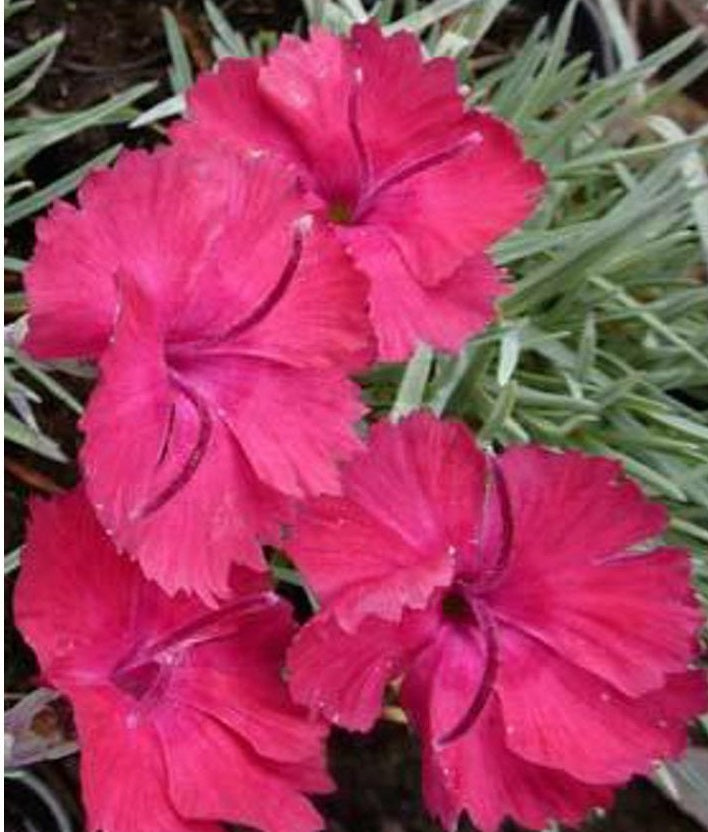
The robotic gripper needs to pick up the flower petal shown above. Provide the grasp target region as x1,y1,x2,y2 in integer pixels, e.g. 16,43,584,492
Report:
157,705,327,832
258,28,362,202
349,22,466,180
23,198,119,359
13,490,136,676
185,353,366,498
341,228,507,359
355,110,544,287
498,445,668,571
415,695,613,832
174,57,305,170
289,413,484,629
231,222,374,372
69,685,218,832
81,281,287,601
490,546,704,696
495,628,707,784
287,613,407,731
168,600,328,764
401,618,487,741
27,145,320,360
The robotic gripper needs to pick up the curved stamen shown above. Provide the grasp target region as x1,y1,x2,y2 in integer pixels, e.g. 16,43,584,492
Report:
355,136,476,220
220,228,304,341
348,70,371,186
112,593,278,699
138,379,212,518
437,601,499,745
156,403,176,467
143,592,278,656
483,457,514,584
470,455,514,593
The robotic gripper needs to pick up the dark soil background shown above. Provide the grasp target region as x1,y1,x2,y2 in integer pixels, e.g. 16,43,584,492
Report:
4,2,707,832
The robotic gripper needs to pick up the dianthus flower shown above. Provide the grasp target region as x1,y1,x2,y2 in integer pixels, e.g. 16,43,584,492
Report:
286,413,707,831
14,489,333,832
172,23,544,360
24,146,372,600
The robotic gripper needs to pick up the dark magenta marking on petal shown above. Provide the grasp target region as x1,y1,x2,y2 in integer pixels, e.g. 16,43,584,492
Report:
112,658,164,701
220,228,304,341
111,593,277,702
437,600,499,746
356,136,476,220
156,403,177,467
143,593,278,656
347,73,370,186
477,456,514,591
138,379,212,518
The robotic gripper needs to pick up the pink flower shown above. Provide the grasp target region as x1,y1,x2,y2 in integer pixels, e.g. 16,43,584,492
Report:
14,489,333,832
286,413,707,831
172,23,544,361
24,146,373,600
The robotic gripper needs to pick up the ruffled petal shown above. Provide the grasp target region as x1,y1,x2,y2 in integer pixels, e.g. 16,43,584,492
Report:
400,618,487,742
498,445,668,572
231,221,374,372
341,227,507,359
490,546,704,697
355,110,544,288
258,28,362,202
167,600,328,764
184,353,366,498
13,490,136,676
289,495,451,631
69,685,218,832
23,198,119,359
415,695,613,832
157,705,327,832
174,57,306,170
287,613,407,731
27,144,320,360
81,281,287,601
495,628,707,784
349,22,466,180
288,413,485,629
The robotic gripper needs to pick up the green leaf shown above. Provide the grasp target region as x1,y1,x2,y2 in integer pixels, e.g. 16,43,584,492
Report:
130,93,185,128
205,0,251,56
5,412,67,462
7,347,84,415
385,0,478,34
4,547,21,574
5,0,35,20
390,344,434,421
5,144,121,226
4,81,155,177
478,381,518,444
4,47,58,111
4,29,64,82
497,325,522,386
162,7,193,93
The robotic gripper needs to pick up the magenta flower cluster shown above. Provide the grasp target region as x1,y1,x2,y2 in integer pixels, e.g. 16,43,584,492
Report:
15,21,706,832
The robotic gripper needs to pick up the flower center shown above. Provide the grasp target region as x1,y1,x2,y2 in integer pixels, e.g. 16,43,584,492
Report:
328,199,354,224
111,658,167,701
440,588,477,626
